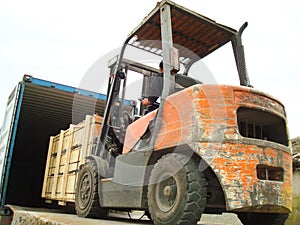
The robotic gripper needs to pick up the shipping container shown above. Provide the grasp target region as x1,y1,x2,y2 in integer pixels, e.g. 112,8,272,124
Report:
0,75,107,214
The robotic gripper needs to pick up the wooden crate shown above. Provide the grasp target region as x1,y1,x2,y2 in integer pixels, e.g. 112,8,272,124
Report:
41,114,102,205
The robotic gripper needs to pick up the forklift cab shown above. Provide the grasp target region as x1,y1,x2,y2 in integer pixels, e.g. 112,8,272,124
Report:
105,56,203,155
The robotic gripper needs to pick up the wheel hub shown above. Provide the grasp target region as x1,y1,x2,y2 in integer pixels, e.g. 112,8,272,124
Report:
156,176,178,212
163,185,177,199
79,174,91,206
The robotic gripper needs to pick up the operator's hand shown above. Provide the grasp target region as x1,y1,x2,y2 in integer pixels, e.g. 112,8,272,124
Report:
141,98,151,106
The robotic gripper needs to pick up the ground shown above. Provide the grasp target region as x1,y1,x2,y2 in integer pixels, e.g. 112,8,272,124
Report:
6,205,243,225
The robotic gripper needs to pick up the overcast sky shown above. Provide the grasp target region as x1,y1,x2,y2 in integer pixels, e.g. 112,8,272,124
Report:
0,0,299,138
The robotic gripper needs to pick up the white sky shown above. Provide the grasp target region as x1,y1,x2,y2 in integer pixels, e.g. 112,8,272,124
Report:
0,0,299,138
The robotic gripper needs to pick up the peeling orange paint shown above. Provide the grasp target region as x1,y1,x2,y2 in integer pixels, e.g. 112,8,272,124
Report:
122,84,292,212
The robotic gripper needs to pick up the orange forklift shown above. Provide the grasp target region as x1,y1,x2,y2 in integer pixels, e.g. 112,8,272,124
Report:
74,1,292,224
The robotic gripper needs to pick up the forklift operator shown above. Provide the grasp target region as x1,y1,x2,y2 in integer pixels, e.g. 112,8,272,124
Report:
141,61,164,112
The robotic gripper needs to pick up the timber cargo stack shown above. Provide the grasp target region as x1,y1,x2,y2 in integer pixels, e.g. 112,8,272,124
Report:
42,115,102,206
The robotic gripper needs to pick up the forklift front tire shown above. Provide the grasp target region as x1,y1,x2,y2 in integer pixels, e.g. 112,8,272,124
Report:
75,160,107,218
147,153,207,225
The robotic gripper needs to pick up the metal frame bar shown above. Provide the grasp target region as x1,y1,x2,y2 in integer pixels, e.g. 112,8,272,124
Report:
149,2,175,148
232,22,251,87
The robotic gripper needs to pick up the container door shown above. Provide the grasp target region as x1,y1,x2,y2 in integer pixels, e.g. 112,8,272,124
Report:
0,83,22,202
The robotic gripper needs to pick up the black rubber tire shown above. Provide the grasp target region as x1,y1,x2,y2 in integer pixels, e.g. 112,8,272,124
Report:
75,160,107,218
147,153,207,225
237,212,289,225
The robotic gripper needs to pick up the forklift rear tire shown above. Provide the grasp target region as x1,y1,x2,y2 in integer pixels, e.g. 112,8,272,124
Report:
75,160,107,218
147,153,207,225
237,212,288,225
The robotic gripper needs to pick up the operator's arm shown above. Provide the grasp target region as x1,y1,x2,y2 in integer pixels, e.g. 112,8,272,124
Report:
141,98,152,106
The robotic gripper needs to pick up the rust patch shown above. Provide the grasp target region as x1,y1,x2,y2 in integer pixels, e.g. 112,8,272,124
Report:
234,90,285,116
195,142,292,212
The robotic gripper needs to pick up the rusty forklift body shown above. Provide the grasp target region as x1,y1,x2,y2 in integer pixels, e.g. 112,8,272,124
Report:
73,1,292,224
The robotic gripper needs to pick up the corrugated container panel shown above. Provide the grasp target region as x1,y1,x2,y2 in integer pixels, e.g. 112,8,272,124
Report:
21,83,106,126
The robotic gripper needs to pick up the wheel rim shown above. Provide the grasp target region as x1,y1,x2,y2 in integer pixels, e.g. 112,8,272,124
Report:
155,175,178,212
78,171,92,209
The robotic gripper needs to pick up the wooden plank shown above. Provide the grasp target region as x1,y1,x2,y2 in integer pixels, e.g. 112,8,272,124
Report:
79,115,92,165
60,125,75,203
70,148,80,163
51,130,65,199
42,136,54,198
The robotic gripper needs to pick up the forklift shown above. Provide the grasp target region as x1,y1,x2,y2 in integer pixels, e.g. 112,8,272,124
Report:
74,1,292,224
